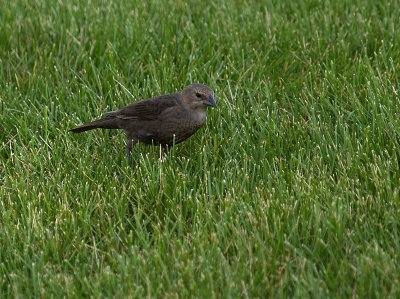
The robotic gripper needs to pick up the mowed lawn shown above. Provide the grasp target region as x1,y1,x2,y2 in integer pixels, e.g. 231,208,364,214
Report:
1,0,399,297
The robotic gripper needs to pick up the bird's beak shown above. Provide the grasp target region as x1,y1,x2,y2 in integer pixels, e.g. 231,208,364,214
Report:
204,94,217,108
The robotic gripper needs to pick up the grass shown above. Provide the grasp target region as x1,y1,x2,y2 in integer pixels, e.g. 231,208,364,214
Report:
1,0,400,297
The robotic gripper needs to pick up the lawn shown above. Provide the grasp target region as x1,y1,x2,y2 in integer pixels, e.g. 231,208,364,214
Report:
1,0,400,297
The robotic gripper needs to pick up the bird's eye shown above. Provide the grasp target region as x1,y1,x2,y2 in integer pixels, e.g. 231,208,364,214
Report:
195,93,202,98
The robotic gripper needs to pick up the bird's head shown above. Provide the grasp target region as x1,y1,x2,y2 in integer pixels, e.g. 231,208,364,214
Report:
180,83,216,110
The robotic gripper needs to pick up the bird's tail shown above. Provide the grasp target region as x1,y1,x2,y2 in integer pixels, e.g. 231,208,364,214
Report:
69,118,119,133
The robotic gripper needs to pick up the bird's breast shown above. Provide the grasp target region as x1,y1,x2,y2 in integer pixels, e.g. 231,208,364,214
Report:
190,110,207,125
182,111,207,131
166,110,206,144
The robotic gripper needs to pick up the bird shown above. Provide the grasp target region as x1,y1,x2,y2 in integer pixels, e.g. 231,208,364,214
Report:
70,83,217,162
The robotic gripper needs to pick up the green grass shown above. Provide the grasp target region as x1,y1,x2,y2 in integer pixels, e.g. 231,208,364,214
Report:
1,0,400,297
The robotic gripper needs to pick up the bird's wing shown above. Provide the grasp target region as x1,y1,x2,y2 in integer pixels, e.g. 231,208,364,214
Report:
106,93,180,121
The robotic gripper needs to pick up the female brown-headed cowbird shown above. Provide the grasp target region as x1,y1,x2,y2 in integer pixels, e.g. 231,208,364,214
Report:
70,83,216,162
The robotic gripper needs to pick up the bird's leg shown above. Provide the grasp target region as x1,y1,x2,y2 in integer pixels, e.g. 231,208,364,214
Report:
126,139,133,164
159,145,164,161
159,145,169,162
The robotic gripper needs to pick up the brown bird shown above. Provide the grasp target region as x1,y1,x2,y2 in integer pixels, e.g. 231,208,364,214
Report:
70,83,216,162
